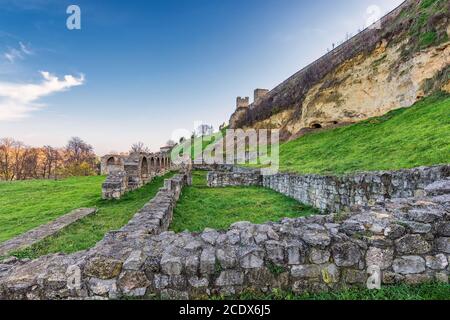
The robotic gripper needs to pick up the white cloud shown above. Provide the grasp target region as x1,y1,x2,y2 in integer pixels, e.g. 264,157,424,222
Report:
0,71,85,121
3,41,33,63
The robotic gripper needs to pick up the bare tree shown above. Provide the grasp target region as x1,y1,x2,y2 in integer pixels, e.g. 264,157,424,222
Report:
130,142,150,154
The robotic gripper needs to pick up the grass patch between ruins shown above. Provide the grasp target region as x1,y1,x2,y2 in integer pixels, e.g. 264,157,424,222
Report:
170,171,317,233
4,172,174,259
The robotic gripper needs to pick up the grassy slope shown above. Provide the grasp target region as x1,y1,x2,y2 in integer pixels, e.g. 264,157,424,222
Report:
271,93,450,175
170,171,317,233
216,283,450,300
7,173,173,259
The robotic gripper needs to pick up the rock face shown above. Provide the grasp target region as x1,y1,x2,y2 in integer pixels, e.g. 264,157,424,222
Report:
229,0,450,140
0,166,448,300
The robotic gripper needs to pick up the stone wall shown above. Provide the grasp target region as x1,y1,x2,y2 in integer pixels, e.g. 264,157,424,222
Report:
1,173,448,300
102,151,172,200
207,165,450,213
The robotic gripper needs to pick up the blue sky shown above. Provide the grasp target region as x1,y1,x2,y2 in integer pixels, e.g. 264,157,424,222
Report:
0,0,404,154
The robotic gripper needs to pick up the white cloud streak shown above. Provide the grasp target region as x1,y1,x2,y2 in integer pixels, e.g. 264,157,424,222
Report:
0,71,85,121
3,41,33,63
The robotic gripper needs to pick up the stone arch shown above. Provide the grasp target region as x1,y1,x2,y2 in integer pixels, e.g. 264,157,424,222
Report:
141,157,149,183
107,157,115,166
150,157,155,170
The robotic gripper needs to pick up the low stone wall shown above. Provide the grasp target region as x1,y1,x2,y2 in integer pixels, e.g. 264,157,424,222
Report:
0,170,449,300
208,165,450,213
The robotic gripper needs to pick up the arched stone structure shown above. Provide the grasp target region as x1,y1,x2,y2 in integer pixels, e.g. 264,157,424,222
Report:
102,148,174,200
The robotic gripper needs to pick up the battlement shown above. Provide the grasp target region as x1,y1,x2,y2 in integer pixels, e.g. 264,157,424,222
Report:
254,88,269,104
236,96,250,109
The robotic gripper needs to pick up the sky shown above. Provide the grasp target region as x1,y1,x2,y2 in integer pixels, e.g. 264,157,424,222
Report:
0,0,404,155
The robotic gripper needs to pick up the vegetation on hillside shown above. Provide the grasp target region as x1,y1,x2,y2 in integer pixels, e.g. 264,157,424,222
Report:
399,0,449,56
170,171,317,233
4,172,174,259
248,93,450,175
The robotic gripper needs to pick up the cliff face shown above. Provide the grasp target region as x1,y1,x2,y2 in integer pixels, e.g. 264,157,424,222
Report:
229,0,450,140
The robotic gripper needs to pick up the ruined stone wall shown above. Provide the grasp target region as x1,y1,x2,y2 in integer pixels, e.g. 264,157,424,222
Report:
207,165,450,213
0,172,448,300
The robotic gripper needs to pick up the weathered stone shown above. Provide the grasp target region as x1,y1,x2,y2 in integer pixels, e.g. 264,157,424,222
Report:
291,265,321,279
404,274,433,285
153,274,169,290
435,272,449,283
321,264,340,284
302,230,331,247
265,241,285,265
84,256,123,280
365,247,394,270
436,222,450,237
215,271,244,286
425,254,448,270
395,234,431,255
123,250,144,271
188,276,209,288
399,221,432,234
239,247,264,269
88,278,117,298
160,255,183,276
436,238,450,254
309,248,330,265
382,271,404,285
117,271,149,296
331,242,361,267
185,255,199,276
201,230,220,245
344,269,367,284
392,256,426,275
425,179,450,196
216,248,237,269
286,241,306,265
200,249,216,274
384,224,406,240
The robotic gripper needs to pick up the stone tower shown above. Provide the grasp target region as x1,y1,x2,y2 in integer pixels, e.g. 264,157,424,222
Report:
254,88,269,104
236,96,250,109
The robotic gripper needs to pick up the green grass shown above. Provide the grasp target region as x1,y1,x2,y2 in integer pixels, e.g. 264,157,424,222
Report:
170,171,317,233
212,283,450,300
5,173,174,259
253,93,450,175
0,176,105,243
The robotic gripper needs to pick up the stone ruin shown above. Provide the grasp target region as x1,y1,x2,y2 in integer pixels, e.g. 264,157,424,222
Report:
101,149,173,200
0,164,448,300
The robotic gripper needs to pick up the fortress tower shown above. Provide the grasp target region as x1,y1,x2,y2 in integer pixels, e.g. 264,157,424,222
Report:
254,88,269,104
236,96,250,109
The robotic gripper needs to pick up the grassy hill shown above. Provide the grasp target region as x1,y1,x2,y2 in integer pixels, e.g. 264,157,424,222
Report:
275,93,450,175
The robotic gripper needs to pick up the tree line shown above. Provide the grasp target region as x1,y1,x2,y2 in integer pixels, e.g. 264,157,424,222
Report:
0,137,98,181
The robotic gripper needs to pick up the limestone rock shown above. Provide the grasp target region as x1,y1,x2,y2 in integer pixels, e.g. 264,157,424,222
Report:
392,256,426,275
395,234,431,255
331,242,362,267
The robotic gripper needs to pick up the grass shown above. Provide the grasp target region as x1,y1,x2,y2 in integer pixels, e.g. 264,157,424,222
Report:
212,283,450,300
0,175,105,243
250,93,450,175
5,172,174,259
170,171,317,233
